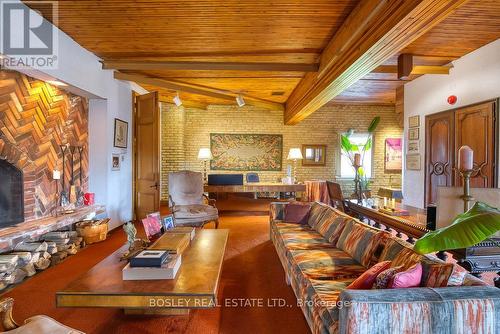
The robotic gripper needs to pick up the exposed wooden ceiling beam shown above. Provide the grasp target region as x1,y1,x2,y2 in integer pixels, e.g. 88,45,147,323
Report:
114,72,284,111
398,53,451,79
284,0,468,125
372,64,451,77
103,60,318,72
159,98,208,110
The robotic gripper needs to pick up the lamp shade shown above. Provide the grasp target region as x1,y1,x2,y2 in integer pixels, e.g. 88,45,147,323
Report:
287,148,303,160
198,148,213,160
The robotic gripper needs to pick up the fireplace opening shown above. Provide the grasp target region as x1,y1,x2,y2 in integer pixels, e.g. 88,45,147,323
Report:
0,159,24,226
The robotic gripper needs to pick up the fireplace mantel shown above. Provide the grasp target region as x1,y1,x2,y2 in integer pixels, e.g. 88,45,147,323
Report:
0,205,105,253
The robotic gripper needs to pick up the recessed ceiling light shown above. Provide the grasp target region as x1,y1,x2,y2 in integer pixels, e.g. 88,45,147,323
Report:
236,95,245,107
47,80,67,87
173,92,182,106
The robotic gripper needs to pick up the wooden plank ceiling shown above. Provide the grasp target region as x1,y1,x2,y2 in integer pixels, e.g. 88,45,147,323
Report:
27,0,500,119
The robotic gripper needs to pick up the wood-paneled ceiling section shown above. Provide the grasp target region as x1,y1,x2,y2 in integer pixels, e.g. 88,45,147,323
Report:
25,0,500,117
32,0,359,109
331,0,500,106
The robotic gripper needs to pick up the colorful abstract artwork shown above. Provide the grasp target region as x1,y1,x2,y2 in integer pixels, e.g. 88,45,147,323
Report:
385,138,402,172
210,133,282,171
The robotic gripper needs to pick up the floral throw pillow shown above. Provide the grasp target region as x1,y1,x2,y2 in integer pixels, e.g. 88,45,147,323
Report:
373,266,403,289
347,261,392,290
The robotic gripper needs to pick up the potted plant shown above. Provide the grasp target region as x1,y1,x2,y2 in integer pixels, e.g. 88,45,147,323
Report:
340,116,380,198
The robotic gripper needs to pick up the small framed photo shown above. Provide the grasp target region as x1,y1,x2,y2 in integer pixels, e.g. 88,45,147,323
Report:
114,118,128,149
406,154,421,170
111,154,120,171
408,115,420,128
408,128,419,140
408,141,420,153
302,144,326,166
161,214,175,232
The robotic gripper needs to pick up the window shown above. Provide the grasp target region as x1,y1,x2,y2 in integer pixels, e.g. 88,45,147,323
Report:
340,133,373,178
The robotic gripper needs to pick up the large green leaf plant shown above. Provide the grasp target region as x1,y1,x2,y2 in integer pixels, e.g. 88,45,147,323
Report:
340,116,380,190
414,201,500,254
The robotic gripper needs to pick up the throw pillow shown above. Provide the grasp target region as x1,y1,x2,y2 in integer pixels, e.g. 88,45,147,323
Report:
390,263,423,288
359,231,391,268
284,201,312,224
346,261,392,289
421,263,468,287
373,266,403,289
391,247,424,270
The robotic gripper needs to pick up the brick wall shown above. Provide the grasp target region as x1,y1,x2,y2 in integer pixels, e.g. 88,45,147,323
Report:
160,103,402,201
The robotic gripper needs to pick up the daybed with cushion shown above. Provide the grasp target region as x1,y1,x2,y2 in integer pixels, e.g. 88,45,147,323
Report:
270,201,500,334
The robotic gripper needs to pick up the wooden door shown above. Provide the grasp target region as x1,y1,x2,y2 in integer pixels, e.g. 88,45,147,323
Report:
134,92,160,219
425,111,454,206
455,101,496,188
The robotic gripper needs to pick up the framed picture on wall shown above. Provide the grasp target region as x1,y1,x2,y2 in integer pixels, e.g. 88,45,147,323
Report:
408,128,419,140
408,115,420,128
408,141,419,153
406,154,421,170
302,145,326,166
112,154,120,171
384,138,402,172
113,118,128,149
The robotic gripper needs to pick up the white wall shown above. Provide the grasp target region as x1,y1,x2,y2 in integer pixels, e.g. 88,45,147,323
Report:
6,1,147,229
403,39,500,208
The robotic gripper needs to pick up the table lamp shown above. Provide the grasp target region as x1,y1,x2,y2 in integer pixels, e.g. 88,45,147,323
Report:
287,148,303,184
198,148,213,184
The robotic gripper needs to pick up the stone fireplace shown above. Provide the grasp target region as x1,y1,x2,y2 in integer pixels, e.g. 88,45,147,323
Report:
0,159,24,226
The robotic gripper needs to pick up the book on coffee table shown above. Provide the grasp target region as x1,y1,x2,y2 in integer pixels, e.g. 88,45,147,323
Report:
129,250,169,268
122,254,182,280
164,227,196,240
149,233,190,254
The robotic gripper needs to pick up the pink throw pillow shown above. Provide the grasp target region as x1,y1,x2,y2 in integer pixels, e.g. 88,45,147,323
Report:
284,202,312,224
346,261,392,290
390,263,423,288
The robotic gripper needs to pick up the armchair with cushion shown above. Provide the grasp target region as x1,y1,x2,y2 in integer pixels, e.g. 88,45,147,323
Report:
168,170,219,228
0,298,83,334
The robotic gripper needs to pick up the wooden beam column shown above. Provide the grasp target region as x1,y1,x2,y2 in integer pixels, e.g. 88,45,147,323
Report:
284,0,468,125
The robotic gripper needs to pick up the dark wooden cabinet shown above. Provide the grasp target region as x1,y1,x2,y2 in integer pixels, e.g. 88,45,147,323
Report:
425,100,497,206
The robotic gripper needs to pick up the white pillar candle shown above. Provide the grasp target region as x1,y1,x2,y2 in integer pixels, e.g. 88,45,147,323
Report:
53,169,61,180
383,197,387,208
391,198,396,209
458,145,474,171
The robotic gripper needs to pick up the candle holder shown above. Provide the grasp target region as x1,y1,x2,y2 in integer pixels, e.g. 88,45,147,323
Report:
459,169,475,212
353,164,362,203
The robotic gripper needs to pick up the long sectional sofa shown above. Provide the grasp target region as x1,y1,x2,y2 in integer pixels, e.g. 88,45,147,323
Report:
270,201,500,334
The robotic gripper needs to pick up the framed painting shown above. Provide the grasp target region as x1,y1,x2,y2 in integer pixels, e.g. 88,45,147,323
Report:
210,133,282,171
384,138,402,172
408,141,419,153
302,145,326,166
406,154,421,170
408,128,419,140
408,115,420,128
111,154,120,171
113,118,128,148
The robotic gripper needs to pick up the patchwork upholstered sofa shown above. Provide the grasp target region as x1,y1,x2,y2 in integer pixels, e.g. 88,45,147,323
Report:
270,201,500,334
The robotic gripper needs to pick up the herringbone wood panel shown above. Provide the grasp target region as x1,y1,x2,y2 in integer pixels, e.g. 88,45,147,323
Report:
0,70,88,221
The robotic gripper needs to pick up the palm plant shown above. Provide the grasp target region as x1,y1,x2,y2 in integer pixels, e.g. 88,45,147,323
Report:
340,116,380,191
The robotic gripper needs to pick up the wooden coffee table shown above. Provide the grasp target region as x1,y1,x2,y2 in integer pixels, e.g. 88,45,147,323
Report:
56,229,229,315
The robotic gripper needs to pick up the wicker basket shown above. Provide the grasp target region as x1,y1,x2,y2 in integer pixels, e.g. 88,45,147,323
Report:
76,218,110,244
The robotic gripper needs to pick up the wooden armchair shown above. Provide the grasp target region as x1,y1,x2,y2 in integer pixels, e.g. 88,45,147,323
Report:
0,297,84,333
168,171,219,228
326,181,350,213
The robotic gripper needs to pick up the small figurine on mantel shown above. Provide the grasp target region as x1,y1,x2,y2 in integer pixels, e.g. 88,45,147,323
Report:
120,221,148,261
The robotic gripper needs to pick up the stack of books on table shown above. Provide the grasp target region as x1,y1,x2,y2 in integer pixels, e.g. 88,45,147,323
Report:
122,250,182,280
148,233,191,253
